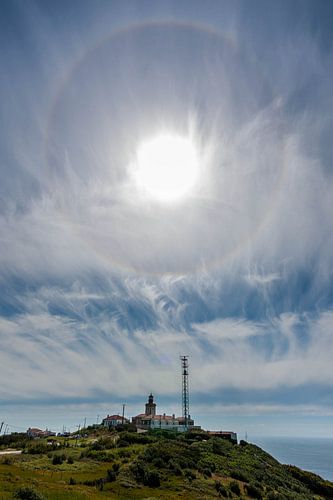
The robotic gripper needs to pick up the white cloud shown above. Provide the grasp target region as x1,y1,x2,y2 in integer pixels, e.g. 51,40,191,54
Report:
245,272,281,286
1,16,333,279
192,318,264,340
0,294,333,405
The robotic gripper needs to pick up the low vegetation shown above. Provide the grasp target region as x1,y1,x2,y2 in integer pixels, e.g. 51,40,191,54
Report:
0,428,332,498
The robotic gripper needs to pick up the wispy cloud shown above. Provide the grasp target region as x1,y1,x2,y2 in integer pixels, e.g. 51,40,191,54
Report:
245,272,281,286
1,281,332,410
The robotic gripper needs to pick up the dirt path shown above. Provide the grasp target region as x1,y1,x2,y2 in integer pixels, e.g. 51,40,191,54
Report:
0,449,22,455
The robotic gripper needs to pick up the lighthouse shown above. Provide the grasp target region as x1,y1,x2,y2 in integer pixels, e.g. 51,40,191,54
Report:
145,393,156,416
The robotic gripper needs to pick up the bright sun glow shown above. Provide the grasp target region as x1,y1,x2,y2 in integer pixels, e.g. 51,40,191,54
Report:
134,134,199,202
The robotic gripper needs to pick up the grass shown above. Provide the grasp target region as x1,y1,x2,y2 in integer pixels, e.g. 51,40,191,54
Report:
0,430,332,499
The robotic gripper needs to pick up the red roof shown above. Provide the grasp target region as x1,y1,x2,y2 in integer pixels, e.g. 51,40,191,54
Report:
104,415,127,421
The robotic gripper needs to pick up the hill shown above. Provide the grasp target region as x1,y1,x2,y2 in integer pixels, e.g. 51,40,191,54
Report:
1,428,333,499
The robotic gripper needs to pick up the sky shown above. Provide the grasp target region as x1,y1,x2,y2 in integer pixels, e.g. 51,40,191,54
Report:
1,0,333,438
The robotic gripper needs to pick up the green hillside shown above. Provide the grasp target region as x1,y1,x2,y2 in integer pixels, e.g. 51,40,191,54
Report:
1,428,332,499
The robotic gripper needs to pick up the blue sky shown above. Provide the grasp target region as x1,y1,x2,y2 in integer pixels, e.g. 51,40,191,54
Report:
1,0,333,438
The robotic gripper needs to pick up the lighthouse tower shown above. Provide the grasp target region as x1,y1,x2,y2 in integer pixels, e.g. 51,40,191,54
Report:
145,393,156,416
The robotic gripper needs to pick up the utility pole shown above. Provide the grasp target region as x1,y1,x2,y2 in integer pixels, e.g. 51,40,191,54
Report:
83,417,87,429
96,415,100,425
75,425,80,447
122,404,126,425
180,355,190,431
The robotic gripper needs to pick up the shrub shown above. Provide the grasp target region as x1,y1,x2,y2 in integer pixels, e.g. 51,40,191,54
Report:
130,461,160,487
221,487,229,497
97,478,105,491
84,450,114,461
230,469,249,483
67,456,74,464
266,492,280,500
198,458,216,473
230,480,241,495
115,423,137,433
244,483,262,499
112,462,120,472
0,433,31,450
106,469,117,482
168,459,182,475
183,469,196,481
212,440,226,456
13,487,45,500
174,465,182,476
207,437,233,455
286,465,333,497
83,479,95,486
52,455,63,465
117,439,130,448
144,469,160,487
150,429,179,440
25,443,49,455
118,449,131,458
119,431,153,444
130,460,147,483
83,478,105,488
141,440,198,469
185,430,209,441
90,437,115,450
90,442,102,451
152,457,164,468
202,467,212,478
215,480,229,497
69,477,76,485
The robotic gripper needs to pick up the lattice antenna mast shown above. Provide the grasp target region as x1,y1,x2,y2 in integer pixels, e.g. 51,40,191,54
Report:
180,355,189,430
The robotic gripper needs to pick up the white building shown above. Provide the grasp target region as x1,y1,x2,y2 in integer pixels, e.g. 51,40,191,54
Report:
102,414,129,429
132,393,199,432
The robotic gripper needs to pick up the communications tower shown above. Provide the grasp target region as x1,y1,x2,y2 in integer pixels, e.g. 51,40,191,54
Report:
180,355,189,430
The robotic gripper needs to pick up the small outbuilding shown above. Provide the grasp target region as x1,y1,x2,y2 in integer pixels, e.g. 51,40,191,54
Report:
27,428,56,438
102,414,130,429
207,430,238,444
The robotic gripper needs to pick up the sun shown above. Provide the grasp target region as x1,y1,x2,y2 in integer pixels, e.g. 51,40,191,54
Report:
133,133,199,202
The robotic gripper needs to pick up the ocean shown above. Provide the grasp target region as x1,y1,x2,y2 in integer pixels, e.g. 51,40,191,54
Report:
252,437,333,482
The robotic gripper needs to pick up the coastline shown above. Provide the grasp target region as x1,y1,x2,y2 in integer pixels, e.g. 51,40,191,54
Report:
252,436,333,482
